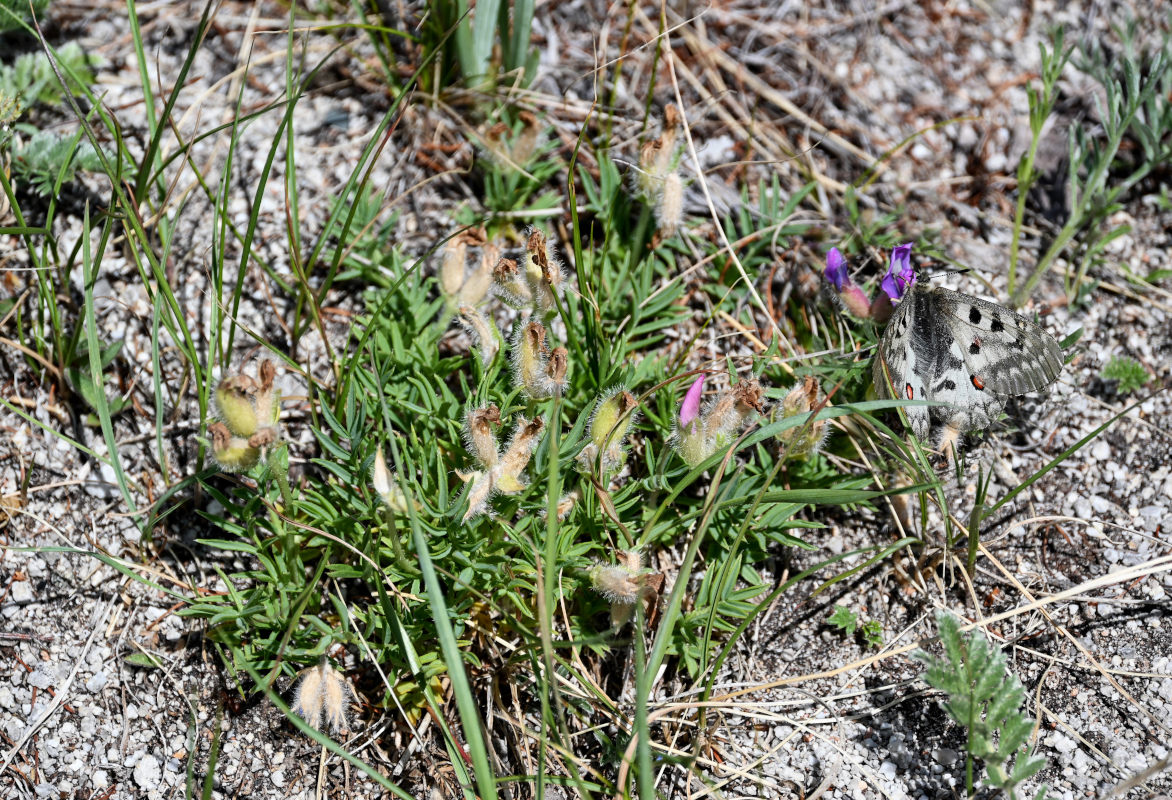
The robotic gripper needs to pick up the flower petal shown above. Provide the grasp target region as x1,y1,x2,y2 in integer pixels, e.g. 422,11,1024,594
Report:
680,375,705,429
881,242,916,300
824,247,848,291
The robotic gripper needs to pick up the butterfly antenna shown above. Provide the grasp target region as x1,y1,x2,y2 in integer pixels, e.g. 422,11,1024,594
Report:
922,266,971,282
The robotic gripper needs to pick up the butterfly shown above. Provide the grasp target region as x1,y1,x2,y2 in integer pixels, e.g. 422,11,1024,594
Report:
872,281,1064,442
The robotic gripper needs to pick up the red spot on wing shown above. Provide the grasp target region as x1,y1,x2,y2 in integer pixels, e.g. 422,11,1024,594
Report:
971,375,985,391
905,383,914,399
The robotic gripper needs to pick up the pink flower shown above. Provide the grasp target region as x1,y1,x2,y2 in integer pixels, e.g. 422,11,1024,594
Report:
680,375,705,433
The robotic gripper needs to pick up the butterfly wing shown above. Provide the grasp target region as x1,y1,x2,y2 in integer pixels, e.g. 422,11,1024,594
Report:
872,292,932,438
934,289,1064,397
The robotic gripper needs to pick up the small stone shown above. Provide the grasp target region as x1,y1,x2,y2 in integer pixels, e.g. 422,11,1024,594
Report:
28,667,55,690
934,747,959,765
133,754,161,789
9,580,33,604
86,671,107,693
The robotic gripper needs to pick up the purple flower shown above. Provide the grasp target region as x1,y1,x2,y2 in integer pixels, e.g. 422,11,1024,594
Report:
824,247,848,291
879,242,915,301
680,375,705,432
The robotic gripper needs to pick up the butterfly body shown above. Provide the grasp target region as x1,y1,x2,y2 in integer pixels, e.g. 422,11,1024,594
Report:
873,282,1064,440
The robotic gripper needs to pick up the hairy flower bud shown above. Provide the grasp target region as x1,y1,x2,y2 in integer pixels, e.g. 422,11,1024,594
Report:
522,228,563,314
775,376,829,460
495,416,544,494
657,172,684,236
513,110,541,164
440,235,468,299
371,445,415,514
706,376,765,445
292,657,353,735
213,374,259,438
459,238,496,307
512,320,552,398
493,256,532,309
590,550,661,628
457,306,500,367
209,421,259,472
464,405,501,469
578,387,638,474
672,375,709,466
544,347,569,396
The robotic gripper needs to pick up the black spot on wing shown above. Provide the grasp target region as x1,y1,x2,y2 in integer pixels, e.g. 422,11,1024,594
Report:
935,378,956,392
990,316,1004,333
969,307,981,324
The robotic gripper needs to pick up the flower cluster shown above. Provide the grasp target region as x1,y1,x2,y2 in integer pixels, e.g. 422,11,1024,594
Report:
589,549,663,629
576,387,639,476
481,110,542,168
823,242,916,322
670,373,766,467
511,319,568,399
292,656,353,736
208,360,280,472
458,405,545,521
494,227,566,316
774,376,830,461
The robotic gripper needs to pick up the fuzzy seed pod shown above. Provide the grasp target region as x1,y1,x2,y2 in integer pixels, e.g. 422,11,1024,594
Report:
513,111,541,164
523,228,563,314
459,240,497,307
657,172,684,236
512,321,551,398
457,306,500,367
214,374,260,438
495,416,544,494
209,421,259,472
493,257,532,309
464,405,501,469
371,445,415,514
590,549,659,628
706,376,766,445
543,347,569,396
462,470,494,521
578,388,637,474
292,657,353,735
775,376,829,460
440,236,468,299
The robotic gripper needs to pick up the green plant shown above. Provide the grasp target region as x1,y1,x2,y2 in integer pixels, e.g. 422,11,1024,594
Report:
0,42,97,108
66,337,131,423
9,127,108,196
417,0,536,92
828,605,884,648
860,619,883,648
1011,27,1172,306
0,0,49,34
1100,355,1150,394
915,612,1048,800
1008,29,1072,301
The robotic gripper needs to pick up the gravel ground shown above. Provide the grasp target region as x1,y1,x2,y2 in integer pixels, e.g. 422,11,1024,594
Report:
1,1,1170,798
